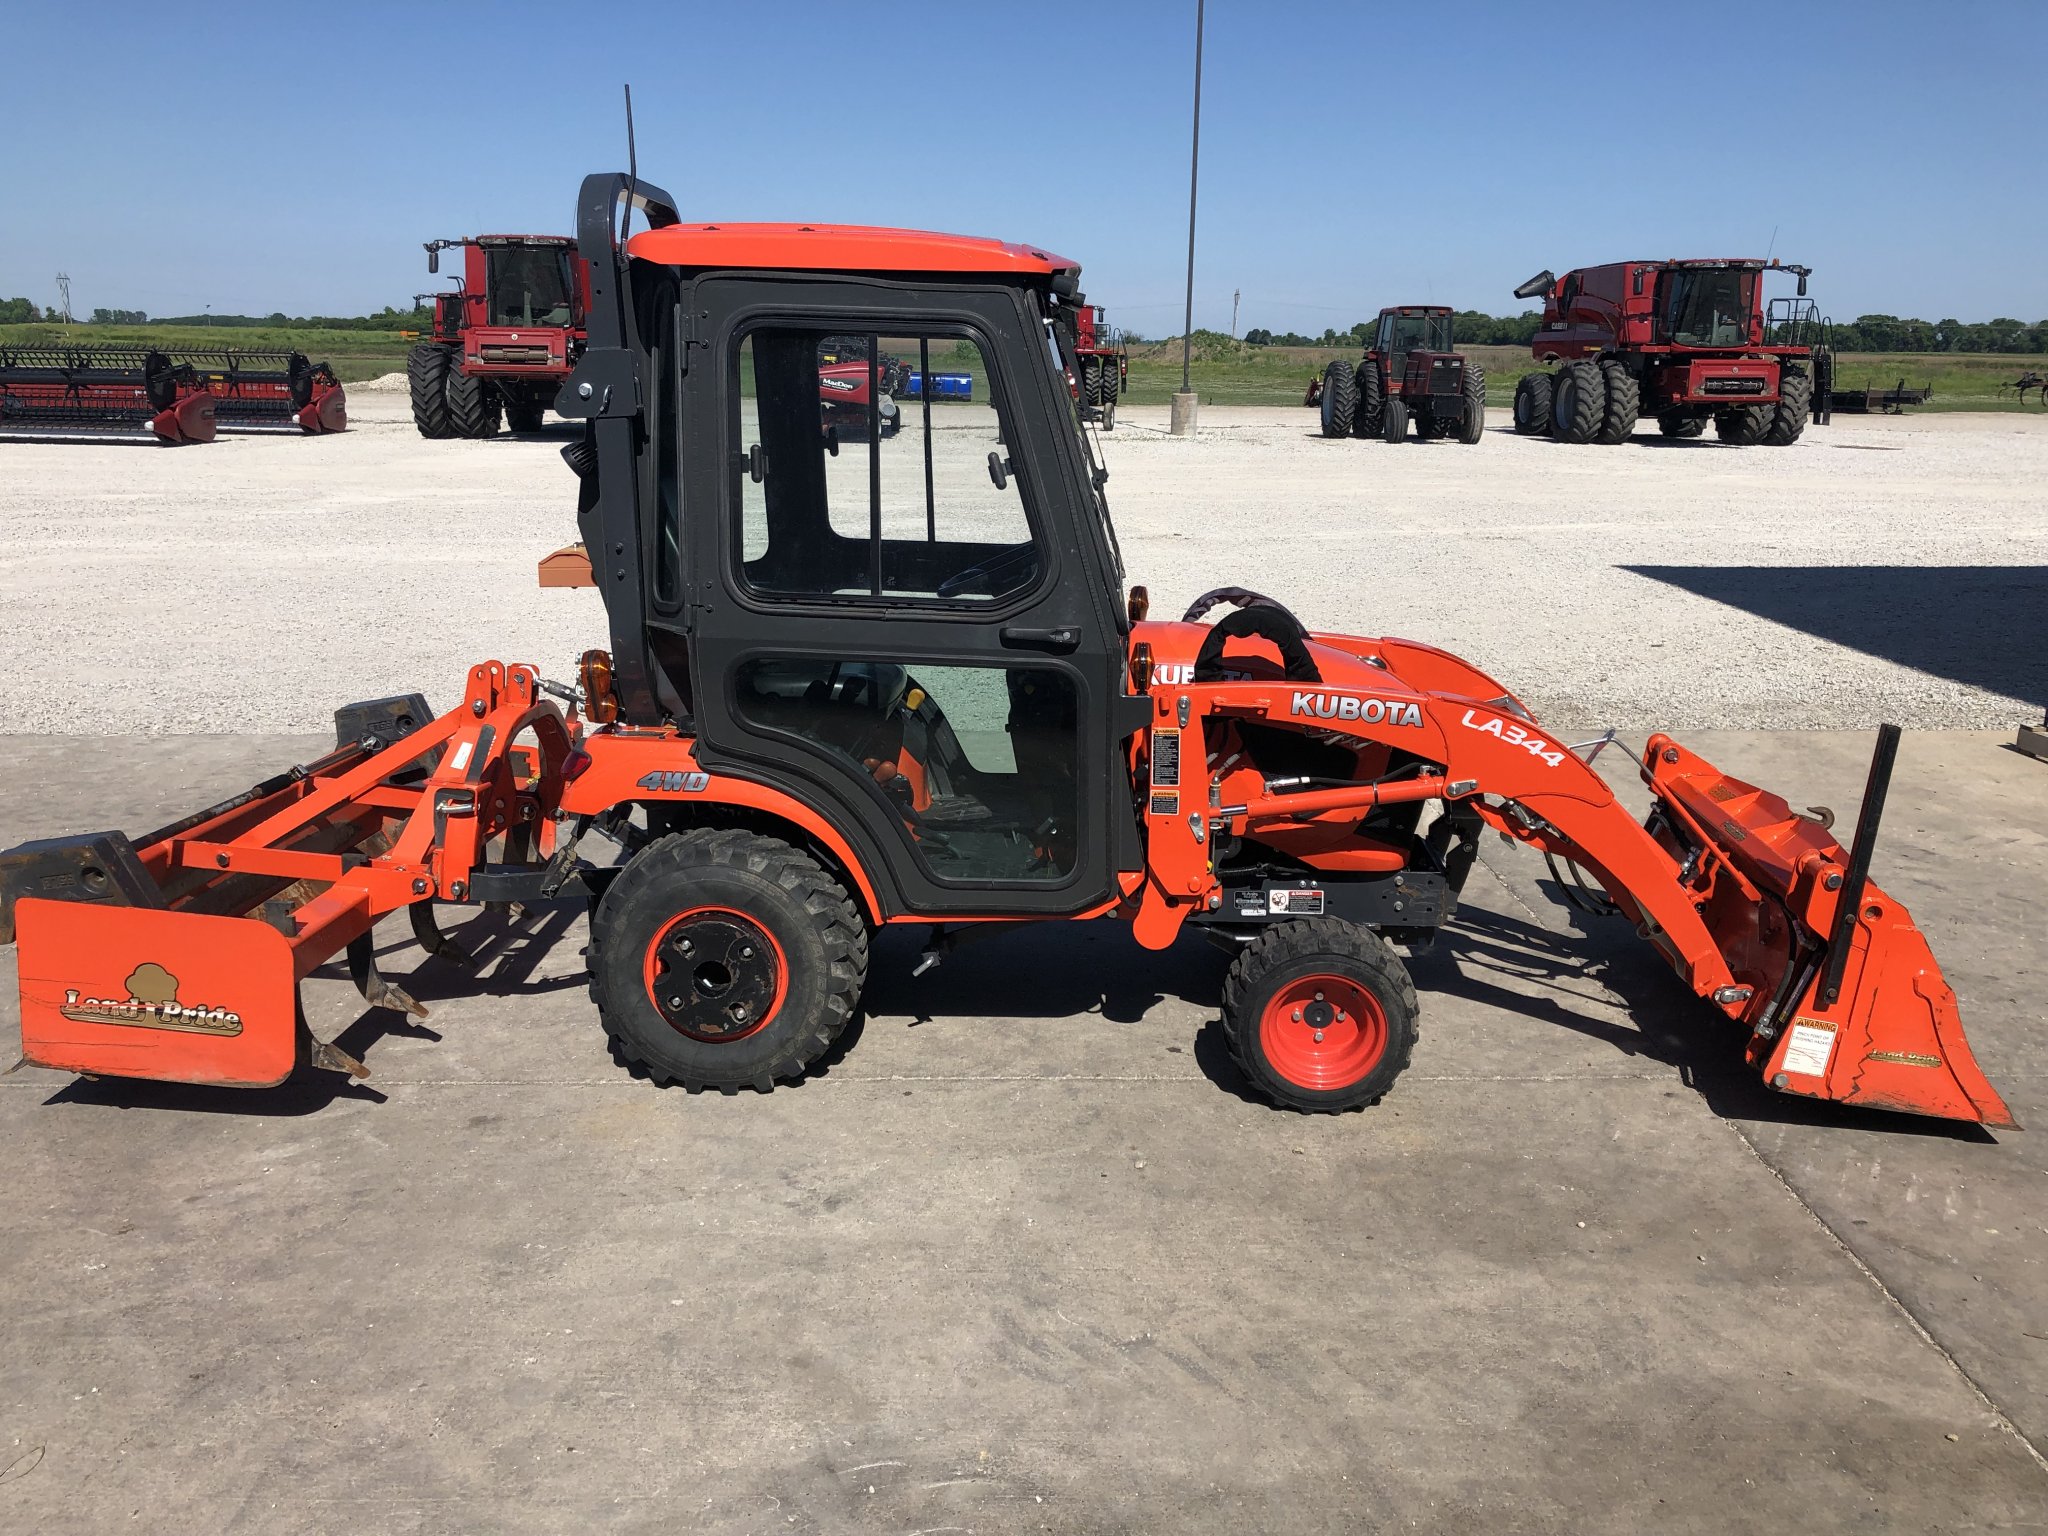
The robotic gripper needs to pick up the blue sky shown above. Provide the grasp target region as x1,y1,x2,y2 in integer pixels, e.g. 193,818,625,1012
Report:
2,1,2042,331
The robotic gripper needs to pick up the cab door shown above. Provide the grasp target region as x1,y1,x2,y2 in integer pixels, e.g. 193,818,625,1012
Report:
676,276,1130,919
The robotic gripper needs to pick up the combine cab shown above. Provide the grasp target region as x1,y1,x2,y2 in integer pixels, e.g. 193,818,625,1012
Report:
0,347,216,445
1319,306,1485,444
1510,259,1834,445
408,235,586,437
0,173,2013,1140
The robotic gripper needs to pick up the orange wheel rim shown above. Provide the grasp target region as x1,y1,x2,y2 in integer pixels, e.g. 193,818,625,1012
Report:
1257,975,1387,1091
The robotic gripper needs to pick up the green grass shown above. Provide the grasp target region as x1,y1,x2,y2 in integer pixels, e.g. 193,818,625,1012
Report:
0,321,416,384
1123,339,2048,412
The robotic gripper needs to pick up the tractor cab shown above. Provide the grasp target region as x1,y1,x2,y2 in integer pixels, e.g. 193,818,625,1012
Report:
1371,305,1455,373
560,177,1142,920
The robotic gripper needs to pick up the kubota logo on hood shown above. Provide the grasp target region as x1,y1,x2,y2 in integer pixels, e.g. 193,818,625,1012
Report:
1289,691,1424,728
60,962,243,1037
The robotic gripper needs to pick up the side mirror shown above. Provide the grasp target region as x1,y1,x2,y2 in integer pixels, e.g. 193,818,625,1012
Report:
427,248,439,275
987,451,1010,490
1797,274,1808,297
748,444,768,482
1632,269,1645,296
822,425,839,458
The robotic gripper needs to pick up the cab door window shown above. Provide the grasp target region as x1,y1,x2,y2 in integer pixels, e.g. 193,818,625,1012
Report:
734,325,1040,606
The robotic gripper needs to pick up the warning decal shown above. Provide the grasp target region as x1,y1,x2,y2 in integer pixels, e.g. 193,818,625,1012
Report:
1781,1020,1838,1079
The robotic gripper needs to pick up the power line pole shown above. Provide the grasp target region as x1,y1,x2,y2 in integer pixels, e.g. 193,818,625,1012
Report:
54,273,72,323
1171,0,1205,436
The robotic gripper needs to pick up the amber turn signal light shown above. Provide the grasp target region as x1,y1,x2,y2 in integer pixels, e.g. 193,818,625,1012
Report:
579,648,618,724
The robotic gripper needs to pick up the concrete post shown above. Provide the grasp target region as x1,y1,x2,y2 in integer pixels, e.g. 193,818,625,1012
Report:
1170,391,1199,437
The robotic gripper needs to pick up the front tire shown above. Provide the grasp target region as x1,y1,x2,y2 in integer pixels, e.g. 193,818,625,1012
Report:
1763,365,1811,445
591,829,868,1093
1715,403,1771,445
1381,394,1409,443
1458,362,1486,443
1319,360,1357,438
444,361,500,439
1512,372,1552,435
1656,410,1707,439
1595,358,1639,443
1220,919,1420,1113
406,343,454,439
1550,360,1605,443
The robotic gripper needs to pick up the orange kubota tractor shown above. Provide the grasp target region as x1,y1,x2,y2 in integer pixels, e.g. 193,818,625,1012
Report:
0,173,2014,1130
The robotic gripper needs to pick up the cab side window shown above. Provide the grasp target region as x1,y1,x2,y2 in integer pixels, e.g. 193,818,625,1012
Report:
734,325,1040,606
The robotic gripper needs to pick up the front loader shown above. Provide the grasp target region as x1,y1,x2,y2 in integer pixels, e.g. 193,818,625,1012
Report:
0,173,2013,1133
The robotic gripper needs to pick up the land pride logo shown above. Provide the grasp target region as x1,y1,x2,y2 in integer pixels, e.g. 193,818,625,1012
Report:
59,963,244,1037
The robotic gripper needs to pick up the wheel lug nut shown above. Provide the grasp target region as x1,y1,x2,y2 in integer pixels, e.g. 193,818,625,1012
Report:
1313,1029,1325,1043
668,995,682,1008
1292,1009,1302,1022
740,946,753,959
1314,991,1324,1002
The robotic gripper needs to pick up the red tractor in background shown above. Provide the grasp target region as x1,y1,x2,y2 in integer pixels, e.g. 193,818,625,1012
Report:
1073,303,1127,429
1318,306,1485,444
1510,259,1833,446
408,235,587,438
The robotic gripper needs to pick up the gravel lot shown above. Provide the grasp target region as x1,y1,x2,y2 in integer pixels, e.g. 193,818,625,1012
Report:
0,391,2041,735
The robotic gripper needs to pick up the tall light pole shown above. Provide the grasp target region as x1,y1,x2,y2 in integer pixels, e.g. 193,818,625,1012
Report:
1171,0,1205,436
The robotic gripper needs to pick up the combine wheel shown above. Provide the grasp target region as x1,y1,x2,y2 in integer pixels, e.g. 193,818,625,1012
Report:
1084,359,1103,406
406,343,454,439
1318,360,1357,437
1714,404,1771,445
444,363,501,439
1763,366,1811,445
591,829,868,1093
1656,410,1706,439
1550,360,1605,443
504,389,547,434
1457,362,1487,443
1595,359,1639,443
1100,361,1120,404
1219,918,1420,1113
1381,395,1409,443
1511,371,1552,435
1355,360,1384,437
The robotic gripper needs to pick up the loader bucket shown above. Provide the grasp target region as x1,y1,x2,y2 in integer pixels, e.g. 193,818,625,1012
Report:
13,900,299,1088
1644,729,2015,1129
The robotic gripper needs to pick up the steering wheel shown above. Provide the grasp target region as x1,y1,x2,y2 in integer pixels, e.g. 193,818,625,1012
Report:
1183,587,1322,684
936,541,1038,599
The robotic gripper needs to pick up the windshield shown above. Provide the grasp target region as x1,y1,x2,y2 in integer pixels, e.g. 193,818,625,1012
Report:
1044,308,1125,595
1660,268,1754,347
486,246,574,327
1385,311,1452,355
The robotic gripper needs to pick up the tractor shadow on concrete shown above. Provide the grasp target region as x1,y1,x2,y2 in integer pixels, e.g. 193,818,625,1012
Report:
1622,564,2048,704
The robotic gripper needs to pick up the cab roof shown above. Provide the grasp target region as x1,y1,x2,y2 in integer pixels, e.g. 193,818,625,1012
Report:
627,222,1078,280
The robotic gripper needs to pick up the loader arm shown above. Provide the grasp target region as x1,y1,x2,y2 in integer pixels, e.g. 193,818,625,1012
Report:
1126,623,2014,1130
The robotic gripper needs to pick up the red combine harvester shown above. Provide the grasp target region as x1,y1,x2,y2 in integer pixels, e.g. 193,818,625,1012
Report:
0,173,2012,1139
0,347,217,444
1510,258,1834,445
1318,306,1485,444
1071,304,1127,429
409,235,587,437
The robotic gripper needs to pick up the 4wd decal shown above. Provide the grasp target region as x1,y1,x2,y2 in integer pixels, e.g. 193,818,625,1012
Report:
1289,692,1424,729
636,769,710,793
1460,709,1565,767
60,962,242,1037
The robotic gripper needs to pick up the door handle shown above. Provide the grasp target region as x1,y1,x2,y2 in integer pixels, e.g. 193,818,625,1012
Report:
1000,624,1079,653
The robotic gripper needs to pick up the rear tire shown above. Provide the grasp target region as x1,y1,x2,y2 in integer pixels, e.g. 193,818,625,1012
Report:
1595,358,1639,443
1512,372,1552,435
1355,359,1384,437
1381,395,1409,443
1656,410,1707,439
1763,365,1811,445
444,362,500,439
591,829,868,1093
1714,403,1771,445
1550,360,1605,443
1084,360,1103,406
406,343,454,439
1458,362,1486,443
1319,360,1357,438
1219,918,1420,1113
503,389,547,434
1100,361,1120,404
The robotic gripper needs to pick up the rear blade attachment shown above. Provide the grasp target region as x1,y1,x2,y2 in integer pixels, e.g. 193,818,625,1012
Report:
1644,725,2015,1129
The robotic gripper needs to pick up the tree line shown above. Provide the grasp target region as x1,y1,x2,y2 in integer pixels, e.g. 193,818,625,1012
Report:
0,299,434,330
1241,311,2048,354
